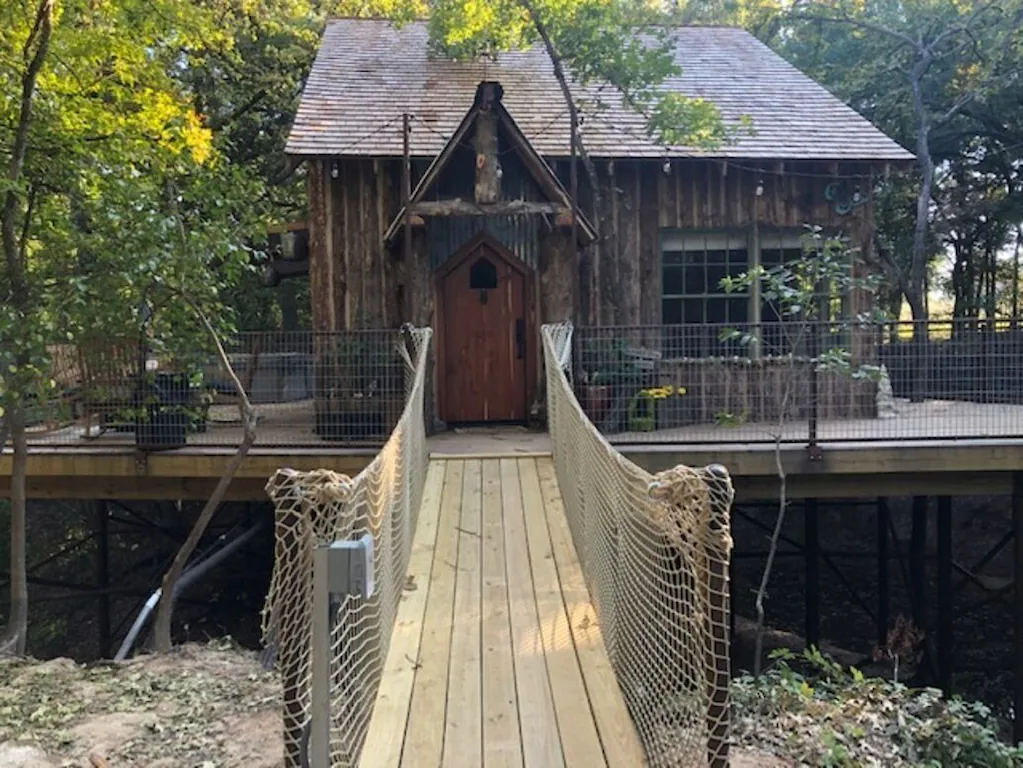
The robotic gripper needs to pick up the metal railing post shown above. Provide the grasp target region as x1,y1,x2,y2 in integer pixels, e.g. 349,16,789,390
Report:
309,544,332,768
309,535,375,768
807,321,821,460
704,463,733,768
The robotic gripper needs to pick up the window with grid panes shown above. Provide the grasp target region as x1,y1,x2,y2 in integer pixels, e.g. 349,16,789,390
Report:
661,231,749,357
759,230,844,356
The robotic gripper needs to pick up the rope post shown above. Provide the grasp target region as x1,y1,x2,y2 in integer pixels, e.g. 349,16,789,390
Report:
703,463,733,768
264,470,310,768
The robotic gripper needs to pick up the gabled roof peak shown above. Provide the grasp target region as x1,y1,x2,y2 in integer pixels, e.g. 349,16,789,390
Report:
383,81,596,245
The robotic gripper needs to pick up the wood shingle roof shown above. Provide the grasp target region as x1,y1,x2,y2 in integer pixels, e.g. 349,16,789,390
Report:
286,18,914,162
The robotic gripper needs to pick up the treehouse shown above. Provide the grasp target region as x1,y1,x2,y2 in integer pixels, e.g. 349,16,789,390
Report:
287,18,914,432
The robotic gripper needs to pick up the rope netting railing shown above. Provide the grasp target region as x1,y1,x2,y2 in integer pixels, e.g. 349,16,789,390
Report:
261,326,431,768
543,322,735,767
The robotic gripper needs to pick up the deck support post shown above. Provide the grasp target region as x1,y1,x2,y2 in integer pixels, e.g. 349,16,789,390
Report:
877,497,890,650
937,495,953,695
804,497,820,650
95,500,111,658
910,496,928,636
1013,473,1023,745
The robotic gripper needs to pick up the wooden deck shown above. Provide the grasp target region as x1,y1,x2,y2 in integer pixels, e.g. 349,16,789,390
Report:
611,399,1023,445
360,456,645,768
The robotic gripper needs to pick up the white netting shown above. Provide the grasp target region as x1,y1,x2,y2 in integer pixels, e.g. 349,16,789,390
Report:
261,327,431,767
543,323,735,767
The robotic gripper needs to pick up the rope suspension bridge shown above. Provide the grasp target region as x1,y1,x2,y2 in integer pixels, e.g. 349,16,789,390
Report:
261,324,735,768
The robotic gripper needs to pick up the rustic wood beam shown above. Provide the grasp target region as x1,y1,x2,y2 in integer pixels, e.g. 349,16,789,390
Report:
474,88,500,204
411,200,568,217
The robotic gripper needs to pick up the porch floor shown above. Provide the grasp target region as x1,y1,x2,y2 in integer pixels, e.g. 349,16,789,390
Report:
23,397,1023,449
609,398,1023,444
359,456,645,768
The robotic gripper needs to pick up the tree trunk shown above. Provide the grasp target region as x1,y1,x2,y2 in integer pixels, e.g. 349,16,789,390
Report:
151,308,257,652
517,0,604,325
0,404,28,656
0,0,53,658
906,49,934,331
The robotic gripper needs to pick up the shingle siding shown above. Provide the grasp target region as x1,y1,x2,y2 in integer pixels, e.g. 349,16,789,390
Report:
287,19,914,162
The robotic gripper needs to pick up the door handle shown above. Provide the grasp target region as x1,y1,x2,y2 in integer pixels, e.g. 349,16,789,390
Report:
515,318,525,360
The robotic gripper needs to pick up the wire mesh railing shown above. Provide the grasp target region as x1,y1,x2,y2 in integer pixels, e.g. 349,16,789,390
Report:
573,319,1023,445
261,327,431,768
544,322,735,767
25,330,409,448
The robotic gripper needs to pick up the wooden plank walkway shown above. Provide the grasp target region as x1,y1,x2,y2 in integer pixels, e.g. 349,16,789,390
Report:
360,456,646,768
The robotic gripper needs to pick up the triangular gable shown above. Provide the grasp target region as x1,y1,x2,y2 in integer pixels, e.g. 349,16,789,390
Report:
383,82,596,245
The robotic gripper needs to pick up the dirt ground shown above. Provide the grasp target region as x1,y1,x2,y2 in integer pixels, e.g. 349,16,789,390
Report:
0,640,282,768
0,639,792,768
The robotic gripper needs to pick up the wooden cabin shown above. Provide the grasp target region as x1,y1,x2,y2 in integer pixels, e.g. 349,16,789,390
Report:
286,18,913,430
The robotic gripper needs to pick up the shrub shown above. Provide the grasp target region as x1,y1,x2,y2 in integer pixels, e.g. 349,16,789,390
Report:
731,647,1023,767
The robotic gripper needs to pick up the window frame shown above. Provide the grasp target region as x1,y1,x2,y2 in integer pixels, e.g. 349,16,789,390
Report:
659,226,850,359
659,229,755,358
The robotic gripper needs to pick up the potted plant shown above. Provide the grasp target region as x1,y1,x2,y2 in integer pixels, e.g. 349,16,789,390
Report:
579,339,624,424
628,385,690,432
134,369,210,448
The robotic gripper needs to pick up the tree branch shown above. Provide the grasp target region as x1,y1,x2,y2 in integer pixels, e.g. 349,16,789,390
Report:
793,13,916,47
517,0,604,322
151,301,257,652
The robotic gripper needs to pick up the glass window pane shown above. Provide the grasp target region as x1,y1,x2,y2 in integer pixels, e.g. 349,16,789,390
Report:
684,300,703,325
684,263,706,294
663,266,684,296
469,257,498,290
705,298,728,324
663,298,683,324
706,263,727,294
728,297,749,324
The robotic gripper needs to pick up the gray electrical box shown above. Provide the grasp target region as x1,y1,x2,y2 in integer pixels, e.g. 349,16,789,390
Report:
324,534,375,600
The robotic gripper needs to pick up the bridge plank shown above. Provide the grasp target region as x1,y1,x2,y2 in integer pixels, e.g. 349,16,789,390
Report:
359,460,445,768
443,460,484,766
535,456,648,768
365,456,646,767
501,457,564,768
518,457,607,768
401,460,465,767
480,459,523,767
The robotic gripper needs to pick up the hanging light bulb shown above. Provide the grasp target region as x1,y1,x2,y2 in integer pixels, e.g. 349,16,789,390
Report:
755,178,764,197
662,159,672,175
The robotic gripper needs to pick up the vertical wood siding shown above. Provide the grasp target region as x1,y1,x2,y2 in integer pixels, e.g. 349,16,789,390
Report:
306,157,877,333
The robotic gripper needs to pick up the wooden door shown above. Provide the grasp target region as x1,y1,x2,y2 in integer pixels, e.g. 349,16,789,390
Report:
439,242,529,423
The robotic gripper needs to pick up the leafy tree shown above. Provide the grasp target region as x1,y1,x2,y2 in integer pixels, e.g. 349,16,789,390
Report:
0,0,286,653
775,0,1023,325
